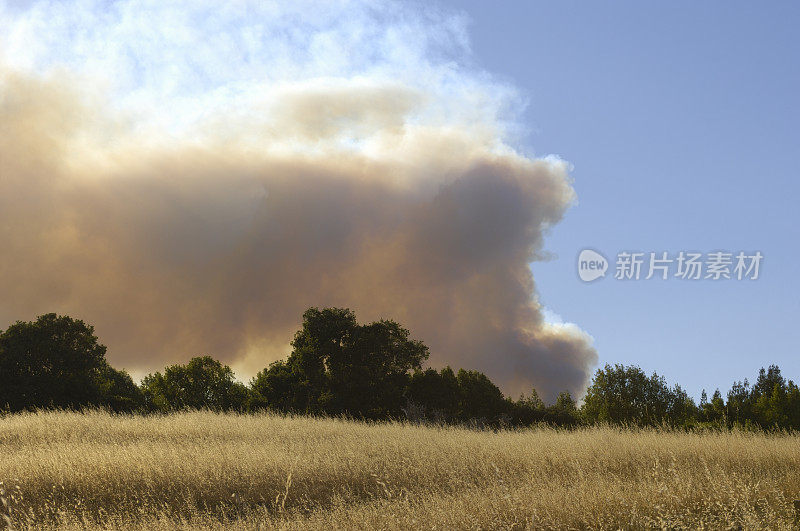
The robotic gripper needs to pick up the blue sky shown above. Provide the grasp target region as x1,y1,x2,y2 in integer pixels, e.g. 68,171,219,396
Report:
442,0,800,396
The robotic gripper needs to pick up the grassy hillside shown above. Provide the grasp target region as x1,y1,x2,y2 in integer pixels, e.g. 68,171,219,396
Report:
1,411,799,529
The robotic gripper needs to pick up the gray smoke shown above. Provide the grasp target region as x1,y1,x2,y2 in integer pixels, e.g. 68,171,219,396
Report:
0,0,596,400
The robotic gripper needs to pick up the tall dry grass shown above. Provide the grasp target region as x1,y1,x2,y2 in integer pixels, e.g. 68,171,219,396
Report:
0,410,798,529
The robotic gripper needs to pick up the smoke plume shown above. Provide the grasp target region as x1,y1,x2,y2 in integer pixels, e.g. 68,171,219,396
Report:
0,0,596,400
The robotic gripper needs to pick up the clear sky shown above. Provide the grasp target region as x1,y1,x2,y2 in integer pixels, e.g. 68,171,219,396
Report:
440,0,800,397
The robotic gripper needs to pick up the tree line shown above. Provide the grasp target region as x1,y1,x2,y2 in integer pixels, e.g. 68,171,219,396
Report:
1,309,798,431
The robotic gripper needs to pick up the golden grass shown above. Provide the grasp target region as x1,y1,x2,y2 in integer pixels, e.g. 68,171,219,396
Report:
1,410,799,529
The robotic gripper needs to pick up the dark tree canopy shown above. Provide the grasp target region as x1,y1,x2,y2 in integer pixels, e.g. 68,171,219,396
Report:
98,365,144,412
407,367,460,421
0,313,140,411
3,309,800,432
455,369,506,422
141,356,248,412
251,307,428,418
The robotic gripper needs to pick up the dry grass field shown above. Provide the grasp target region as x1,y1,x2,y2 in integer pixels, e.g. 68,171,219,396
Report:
1,411,799,530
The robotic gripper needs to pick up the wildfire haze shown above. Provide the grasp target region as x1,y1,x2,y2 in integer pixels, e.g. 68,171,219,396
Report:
0,0,596,400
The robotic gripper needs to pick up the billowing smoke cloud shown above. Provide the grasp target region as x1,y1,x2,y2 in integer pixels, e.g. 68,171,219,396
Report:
0,0,596,399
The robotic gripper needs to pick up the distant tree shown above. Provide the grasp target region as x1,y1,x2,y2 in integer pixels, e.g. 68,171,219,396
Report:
581,364,697,427
668,384,699,426
249,360,301,412
251,308,428,419
719,366,800,430
521,388,545,410
141,356,248,412
699,389,710,419
456,369,507,423
326,319,428,418
752,365,785,400
547,390,580,426
787,381,800,428
406,367,460,422
0,313,127,411
507,387,547,425
97,366,144,412
748,365,788,428
287,307,358,413
554,390,577,413
726,380,750,425
699,388,725,424
8,310,800,433
711,389,725,413
582,364,649,425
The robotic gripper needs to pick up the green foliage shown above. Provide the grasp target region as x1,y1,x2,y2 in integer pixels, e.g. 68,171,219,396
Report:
250,308,428,419
406,367,460,421
97,366,145,412
455,369,506,423
748,365,796,429
581,364,697,427
506,388,548,425
4,310,800,432
249,360,299,412
0,313,137,412
405,368,583,427
141,356,248,412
